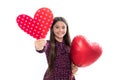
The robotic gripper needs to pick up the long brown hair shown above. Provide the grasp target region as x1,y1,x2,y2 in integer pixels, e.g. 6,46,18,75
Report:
48,17,71,72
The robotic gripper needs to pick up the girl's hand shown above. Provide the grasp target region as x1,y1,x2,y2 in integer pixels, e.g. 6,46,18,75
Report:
34,38,46,50
72,63,78,75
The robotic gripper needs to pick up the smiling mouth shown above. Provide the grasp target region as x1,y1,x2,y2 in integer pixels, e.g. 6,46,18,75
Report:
57,33,64,35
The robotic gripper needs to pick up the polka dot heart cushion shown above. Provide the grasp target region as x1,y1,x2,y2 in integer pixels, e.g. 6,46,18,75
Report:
16,7,53,39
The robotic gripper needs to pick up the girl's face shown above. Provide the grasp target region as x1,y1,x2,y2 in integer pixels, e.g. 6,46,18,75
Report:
53,21,67,41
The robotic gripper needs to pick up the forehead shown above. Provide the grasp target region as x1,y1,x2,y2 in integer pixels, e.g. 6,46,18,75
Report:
54,21,66,26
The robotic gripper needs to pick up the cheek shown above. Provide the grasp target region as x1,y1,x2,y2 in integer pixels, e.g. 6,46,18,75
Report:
52,29,58,35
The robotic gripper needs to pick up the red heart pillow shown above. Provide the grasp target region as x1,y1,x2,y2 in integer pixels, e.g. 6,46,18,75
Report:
16,7,53,39
70,35,102,67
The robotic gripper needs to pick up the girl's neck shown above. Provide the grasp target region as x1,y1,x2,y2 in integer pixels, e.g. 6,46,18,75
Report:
55,37,63,42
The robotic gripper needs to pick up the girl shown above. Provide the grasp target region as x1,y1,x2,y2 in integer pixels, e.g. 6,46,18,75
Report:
35,17,78,80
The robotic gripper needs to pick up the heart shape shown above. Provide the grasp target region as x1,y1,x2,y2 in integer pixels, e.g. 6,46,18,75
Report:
16,7,53,39
70,35,102,67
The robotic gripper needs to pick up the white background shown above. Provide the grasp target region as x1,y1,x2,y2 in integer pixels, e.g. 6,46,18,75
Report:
0,0,120,80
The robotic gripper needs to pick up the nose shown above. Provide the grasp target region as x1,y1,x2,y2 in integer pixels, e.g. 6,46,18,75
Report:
59,28,63,32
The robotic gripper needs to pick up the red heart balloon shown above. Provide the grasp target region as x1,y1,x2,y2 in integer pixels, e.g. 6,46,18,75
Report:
70,35,102,67
16,7,53,39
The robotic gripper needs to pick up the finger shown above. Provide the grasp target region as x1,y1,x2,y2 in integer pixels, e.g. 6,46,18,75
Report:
35,39,45,44
37,38,45,41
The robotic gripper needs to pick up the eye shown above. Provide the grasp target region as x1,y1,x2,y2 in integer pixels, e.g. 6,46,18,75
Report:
62,26,65,29
55,26,59,29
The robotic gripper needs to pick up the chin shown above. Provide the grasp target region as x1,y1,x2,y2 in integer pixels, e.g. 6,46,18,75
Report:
56,36,63,40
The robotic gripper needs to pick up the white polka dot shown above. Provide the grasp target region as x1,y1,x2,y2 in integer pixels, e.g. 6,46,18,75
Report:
25,20,27,23
17,19,20,22
42,12,44,14
23,27,25,29
36,34,38,37
44,26,46,28
36,13,39,16
27,25,29,27
39,15,41,18
39,28,41,30
47,10,50,12
34,29,36,31
49,16,52,18
46,23,48,25
21,21,23,24
22,18,24,21
26,28,28,31
38,19,41,21
37,31,40,33
30,19,32,21
33,21,36,23
29,30,31,33
23,15,25,17
37,22,39,25
42,21,45,23
32,24,34,26
20,25,22,27
40,24,43,27
18,16,21,19
34,17,37,20
42,30,45,32
44,17,46,20
45,14,48,16
31,27,33,30
35,26,38,28
47,19,50,22
26,17,29,19
24,24,26,26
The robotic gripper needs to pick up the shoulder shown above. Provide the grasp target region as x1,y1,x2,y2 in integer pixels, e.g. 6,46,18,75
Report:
46,40,50,45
